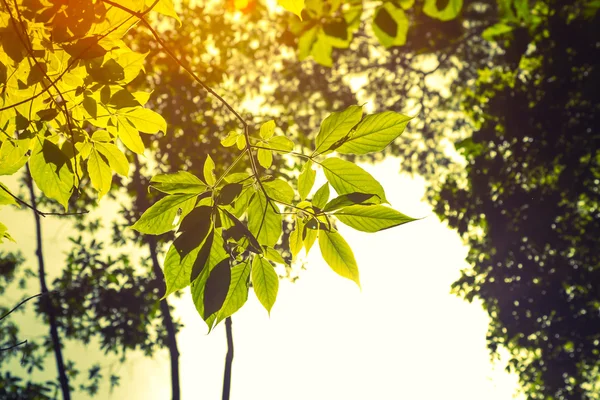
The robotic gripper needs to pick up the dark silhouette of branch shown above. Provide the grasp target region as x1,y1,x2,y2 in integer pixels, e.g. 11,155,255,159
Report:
25,164,71,400
149,237,181,400
1,185,87,217
222,317,234,400
0,292,44,322
0,340,27,352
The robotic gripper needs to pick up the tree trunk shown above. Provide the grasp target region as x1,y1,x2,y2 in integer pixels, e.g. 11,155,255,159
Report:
148,237,181,400
132,156,181,400
222,317,234,400
25,166,71,400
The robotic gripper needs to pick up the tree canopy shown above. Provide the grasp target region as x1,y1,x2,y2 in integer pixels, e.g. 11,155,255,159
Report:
2,0,599,399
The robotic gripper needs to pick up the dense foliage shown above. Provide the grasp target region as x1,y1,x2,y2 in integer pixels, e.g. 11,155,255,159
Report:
0,0,417,330
434,2,600,398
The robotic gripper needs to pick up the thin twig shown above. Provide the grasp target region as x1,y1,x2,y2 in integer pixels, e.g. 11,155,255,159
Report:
0,184,88,217
0,292,50,322
0,340,27,352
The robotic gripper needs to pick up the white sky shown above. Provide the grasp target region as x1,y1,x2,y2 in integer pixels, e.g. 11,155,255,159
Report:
1,157,524,399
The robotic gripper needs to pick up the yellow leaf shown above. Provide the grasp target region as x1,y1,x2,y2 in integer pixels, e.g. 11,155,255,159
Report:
278,0,305,19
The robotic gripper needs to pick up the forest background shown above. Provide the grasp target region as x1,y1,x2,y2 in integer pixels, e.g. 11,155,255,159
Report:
1,0,598,399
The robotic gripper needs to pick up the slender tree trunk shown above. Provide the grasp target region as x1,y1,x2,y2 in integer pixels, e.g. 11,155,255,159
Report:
148,237,181,400
132,156,181,400
25,166,71,400
222,317,234,400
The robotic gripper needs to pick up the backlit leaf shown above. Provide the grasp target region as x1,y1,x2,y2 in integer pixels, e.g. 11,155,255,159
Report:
372,3,409,48
298,160,316,201
124,107,167,134
87,148,112,198
319,230,360,287
278,0,305,19
215,260,251,324
264,178,295,204
252,256,279,314
289,219,304,259
131,193,197,234
29,139,74,210
321,158,387,202
314,105,362,155
312,183,330,209
203,155,216,186
423,0,463,21
257,148,273,169
336,111,412,155
259,120,276,140
323,192,381,212
265,136,294,152
334,205,416,232
203,258,231,318
150,171,206,194
247,191,282,247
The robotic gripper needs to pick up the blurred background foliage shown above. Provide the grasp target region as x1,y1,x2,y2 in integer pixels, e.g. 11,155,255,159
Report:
2,0,599,399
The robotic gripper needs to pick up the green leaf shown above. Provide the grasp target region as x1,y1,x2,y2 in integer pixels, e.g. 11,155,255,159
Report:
263,178,295,204
257,148,273,169
247,191,282,247
260,120,276,140
0,221,15,244
236,135,247,150
203,155,216,186
323,192,380,212
311,31,333,67
215,260,251,325
336,111,412,155
423,0,463,21
252,256,279,314
298,26,319,60
263,247,287,265
112,115,145,154
221,208,263,254
117,51,148,83
147,0,182,26
321,157,387,202
312,183,330,209
313,105,362,155
150,171,207,194
289,219,304,259
87,147,112,198
221,131,239,147
0,183,19,207
334,205,416,232
162,215,212,298
372,3,409,48
0,139,29,176
265,136,294,152
399,0,414,9
131,193,197,234
482,22,515,41
318,230,360,287
190,233,229,327
94,142,129,176
29,139,74,210
278,0,305,19
203,258,231,319
124,107,168,134
218,183,243,205
231,186,254,218
303,225,318,254
298,160,316,201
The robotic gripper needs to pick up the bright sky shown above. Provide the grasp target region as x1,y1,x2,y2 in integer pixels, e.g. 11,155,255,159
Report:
1,157,523,400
